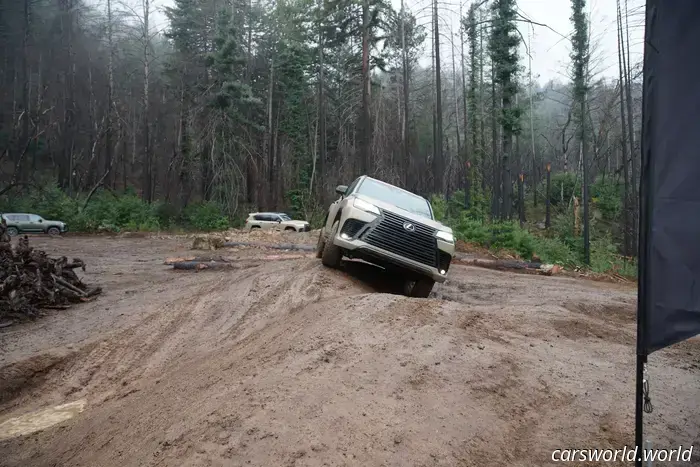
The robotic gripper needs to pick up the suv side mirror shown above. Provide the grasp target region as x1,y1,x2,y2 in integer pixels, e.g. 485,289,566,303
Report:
38,219,43,223
335,185,348,196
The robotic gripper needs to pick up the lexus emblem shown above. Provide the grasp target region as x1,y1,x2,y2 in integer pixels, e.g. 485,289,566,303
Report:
403,222,415,232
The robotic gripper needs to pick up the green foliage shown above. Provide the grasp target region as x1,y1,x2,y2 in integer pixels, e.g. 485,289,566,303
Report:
545,172,578,207
590,178,622,221
182,201,230,231
431,191,489,224
530,235,579,267
430,185,633,276
0,184,234,233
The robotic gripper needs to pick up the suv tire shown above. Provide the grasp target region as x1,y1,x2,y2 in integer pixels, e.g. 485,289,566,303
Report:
321,221,342,268
315,229,326,258
407,277,435,298
6,227,18,237
47,227,61,236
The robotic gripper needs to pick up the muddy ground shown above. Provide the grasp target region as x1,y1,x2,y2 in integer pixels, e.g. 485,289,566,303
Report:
0,233,698,467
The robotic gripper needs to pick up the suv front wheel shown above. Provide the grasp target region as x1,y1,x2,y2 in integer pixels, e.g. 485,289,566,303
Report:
321,221,342,268
315,230,326,258
406,277,435,298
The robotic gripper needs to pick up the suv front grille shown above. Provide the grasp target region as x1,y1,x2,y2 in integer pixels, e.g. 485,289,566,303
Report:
361,211,438,267
341,218,367,238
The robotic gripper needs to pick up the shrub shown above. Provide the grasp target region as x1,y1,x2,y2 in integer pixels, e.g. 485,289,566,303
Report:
182,201,229,231
590,178,623,221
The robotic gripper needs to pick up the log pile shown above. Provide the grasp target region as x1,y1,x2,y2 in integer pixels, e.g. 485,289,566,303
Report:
0,234,102,323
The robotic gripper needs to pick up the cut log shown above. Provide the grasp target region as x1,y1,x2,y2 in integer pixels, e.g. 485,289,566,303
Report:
454,257,562,276
164,256,230,265
172,261,260,271
222,241,315,252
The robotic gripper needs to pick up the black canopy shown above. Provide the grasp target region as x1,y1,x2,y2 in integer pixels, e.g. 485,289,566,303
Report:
638,0,700,355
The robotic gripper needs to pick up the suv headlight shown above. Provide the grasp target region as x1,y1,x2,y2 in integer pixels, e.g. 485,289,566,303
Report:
353,198,380,215
436,230,454,243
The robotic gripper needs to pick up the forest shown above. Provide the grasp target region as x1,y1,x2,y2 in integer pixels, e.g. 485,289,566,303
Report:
0,0,642,275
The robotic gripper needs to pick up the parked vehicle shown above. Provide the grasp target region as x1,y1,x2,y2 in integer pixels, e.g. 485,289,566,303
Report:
1,213,68,237
315,175,455,298
245,212,311,232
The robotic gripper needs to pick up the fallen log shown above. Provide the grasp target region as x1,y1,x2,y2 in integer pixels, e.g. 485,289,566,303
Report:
164,255,231,265
166,253,312,266
172,261,260,271
454,257,562,276
222,241,315,252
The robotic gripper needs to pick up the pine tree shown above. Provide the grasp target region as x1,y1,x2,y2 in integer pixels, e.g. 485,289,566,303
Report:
570,0,590,263
489,0,520,220
465,4,480,197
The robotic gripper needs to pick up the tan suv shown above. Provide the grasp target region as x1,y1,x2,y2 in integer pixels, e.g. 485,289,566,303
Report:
316,175,455,297
245,212,311,232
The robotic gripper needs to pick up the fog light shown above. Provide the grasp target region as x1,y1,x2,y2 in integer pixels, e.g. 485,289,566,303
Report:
440,269,446,275
340,233,350,240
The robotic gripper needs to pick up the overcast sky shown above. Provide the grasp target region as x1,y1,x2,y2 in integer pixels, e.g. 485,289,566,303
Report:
151,0,646,84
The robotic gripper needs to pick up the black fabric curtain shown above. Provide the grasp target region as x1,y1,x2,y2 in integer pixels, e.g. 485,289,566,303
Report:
638,0,700,356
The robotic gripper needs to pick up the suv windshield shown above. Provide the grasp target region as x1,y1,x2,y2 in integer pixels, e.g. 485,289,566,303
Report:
355,179,432,219
279,214,291,221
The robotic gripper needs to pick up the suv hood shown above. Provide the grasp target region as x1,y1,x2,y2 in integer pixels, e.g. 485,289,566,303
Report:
353,194,452,233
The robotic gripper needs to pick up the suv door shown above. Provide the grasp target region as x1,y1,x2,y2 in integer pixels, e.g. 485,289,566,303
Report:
28,214,44,233
15,214,32,232
257,214,276,230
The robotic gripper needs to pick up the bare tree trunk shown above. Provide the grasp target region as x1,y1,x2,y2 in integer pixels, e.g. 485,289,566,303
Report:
490,55,499,219
432,0,443,195
582,97,590,265
360,0,371,176
451,32,461,161
616,3,631,257
105,0,114,188
528,28,536,207
316,0,326,199
622,0,637,252
141,0,152,203
459,5,470,206
501,93,512,221
400,0,409,187
20,0,30,180
266,57,275,209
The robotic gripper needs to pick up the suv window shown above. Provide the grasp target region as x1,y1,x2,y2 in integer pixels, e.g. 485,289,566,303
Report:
356,179,433,219
29,215,42,222
346,177,362,195
14,215,30,221
253,214,267,221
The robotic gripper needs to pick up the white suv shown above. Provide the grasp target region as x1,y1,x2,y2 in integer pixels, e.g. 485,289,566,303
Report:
245,212,311,232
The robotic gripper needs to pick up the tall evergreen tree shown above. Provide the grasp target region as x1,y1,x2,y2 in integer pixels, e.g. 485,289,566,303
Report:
570,0,590,263
489,0,520,220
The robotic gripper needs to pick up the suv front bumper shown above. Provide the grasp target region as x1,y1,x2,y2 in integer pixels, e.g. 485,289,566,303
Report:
330,209,454,283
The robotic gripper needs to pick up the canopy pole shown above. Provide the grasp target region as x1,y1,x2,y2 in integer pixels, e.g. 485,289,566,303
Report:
635,353,647,467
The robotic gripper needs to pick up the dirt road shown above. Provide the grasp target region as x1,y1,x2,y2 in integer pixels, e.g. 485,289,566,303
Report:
1,234,698,466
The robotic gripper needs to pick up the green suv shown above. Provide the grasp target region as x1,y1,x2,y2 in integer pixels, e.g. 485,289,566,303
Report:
1,213,68,237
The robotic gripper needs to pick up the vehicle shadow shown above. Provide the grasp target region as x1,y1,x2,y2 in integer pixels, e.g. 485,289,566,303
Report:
340,259,407,295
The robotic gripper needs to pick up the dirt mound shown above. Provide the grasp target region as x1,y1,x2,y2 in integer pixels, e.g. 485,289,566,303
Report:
0,236,697,467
